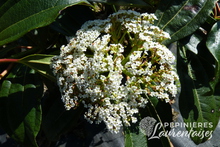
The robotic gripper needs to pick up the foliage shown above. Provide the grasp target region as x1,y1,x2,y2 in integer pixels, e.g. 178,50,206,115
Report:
0,0,220,146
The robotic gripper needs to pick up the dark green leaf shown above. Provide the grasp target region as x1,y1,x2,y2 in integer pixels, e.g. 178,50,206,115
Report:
0,64,43,147
18,54,56,82
155,0,216,45
0,0,90,46
206,22,220,138
206,21,220,88
177,44,219,144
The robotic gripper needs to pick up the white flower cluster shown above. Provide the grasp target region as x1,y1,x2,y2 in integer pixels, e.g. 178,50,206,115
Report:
51,10,178,133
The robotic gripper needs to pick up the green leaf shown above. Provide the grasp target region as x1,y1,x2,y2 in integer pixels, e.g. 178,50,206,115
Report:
155,0,216,45
18,54,56,82
179,32,203,54
0,64,43,147
206,22,220,138
206,21,220,88
177,44,219,144
0,0,90,46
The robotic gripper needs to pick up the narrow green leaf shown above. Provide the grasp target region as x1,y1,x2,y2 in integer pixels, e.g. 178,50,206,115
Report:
177,44,219,144
0,0,90,46
155,0,216,45
0,64,43,147
18,54,56,82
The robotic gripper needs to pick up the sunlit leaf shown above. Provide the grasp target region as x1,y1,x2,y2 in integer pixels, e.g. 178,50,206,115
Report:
0,0,90,46
18,54,56,82
155,0,216,45
206,21,220,88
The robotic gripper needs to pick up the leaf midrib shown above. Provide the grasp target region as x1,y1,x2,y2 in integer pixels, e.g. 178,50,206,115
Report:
157,0,210,40
170,1,209,38
161,0,189,30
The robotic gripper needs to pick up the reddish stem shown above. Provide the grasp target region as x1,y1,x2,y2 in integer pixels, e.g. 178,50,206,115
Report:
0,58,19,63
0,63,14,80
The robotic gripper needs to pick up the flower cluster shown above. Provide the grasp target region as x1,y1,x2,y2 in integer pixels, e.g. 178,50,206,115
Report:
51,10,178,133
